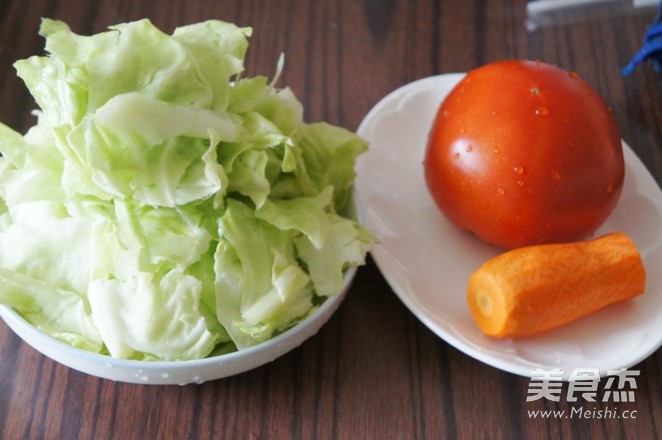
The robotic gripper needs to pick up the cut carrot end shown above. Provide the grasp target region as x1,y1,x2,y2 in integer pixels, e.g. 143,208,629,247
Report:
466,232,646,339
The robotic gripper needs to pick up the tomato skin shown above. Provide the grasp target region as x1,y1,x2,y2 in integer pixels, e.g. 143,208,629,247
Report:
424,60,624,249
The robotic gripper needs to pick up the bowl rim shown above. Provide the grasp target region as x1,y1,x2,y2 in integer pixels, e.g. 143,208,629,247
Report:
0,267,356,369
0,189,365,383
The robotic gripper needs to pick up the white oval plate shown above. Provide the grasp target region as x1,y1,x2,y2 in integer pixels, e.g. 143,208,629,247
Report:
355,74,662,379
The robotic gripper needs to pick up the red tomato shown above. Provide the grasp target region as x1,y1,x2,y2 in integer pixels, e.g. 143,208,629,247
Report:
424,60,624,249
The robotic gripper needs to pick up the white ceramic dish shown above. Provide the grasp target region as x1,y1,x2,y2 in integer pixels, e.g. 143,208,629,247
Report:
0,196,362,385
0,274,351,385
355,73,662,380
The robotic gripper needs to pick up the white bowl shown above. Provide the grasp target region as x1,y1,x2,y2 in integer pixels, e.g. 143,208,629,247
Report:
0,272,352,385
0,194,363,385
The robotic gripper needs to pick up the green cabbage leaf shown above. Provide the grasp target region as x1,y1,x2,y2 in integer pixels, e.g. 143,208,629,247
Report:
0,18,373,360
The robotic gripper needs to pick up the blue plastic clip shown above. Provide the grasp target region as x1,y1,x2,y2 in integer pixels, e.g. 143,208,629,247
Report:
623,0,662,75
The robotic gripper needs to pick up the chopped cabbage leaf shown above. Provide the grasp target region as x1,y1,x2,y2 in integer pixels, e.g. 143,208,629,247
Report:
0,18,373,360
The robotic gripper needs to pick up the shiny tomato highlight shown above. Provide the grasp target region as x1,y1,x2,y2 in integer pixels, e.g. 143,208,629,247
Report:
424,60,624,249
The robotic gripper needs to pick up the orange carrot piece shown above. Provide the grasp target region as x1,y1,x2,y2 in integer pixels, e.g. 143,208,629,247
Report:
467,232,646,339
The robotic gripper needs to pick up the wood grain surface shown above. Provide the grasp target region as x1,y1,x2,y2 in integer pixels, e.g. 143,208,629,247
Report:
1,1,662,439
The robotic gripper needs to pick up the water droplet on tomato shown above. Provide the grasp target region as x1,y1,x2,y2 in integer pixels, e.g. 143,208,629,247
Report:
535,106,549,117
492,147,500,155
452,152,460,160
465,145,474,153
497,187,505,196
530,87,540,96
516,180,525,187
513,165,524,175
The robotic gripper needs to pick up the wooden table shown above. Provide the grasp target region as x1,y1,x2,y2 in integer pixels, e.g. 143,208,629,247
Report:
1,0,661,438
